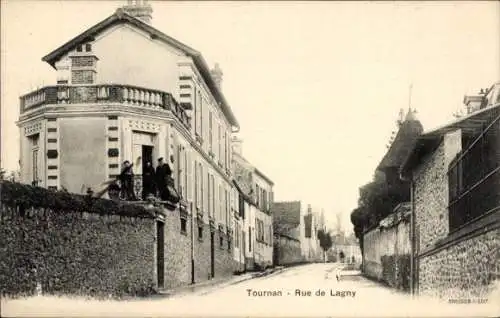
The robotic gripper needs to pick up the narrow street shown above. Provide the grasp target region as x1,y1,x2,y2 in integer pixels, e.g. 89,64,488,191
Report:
2,263,497,317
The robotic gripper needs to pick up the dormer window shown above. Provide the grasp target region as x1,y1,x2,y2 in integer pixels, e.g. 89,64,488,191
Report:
76,45,83,52
85,43,92,52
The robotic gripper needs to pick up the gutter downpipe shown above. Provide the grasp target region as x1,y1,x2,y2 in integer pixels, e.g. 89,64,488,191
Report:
401,167,416,299
191,201,195,284
409,175,415,298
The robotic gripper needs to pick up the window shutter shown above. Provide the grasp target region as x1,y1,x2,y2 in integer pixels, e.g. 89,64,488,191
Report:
207,172,211,216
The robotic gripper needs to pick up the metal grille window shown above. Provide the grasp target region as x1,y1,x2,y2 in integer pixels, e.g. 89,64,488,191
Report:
448,114,500,231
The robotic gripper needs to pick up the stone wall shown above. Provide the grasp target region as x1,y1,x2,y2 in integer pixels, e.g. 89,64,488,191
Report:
194,221,211,282
0,203,156,298
362,203,411,291
214,230,235,278
255,240,273,269
162,209,192,289
413,130,461,251
274,235,304,266
413,129,499,300
418,229,500,299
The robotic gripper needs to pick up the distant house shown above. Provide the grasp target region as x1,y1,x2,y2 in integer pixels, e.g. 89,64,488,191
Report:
331,232,362,264
231,137,274,271
401,84,500,300
272,201,321,265
303,205,322,262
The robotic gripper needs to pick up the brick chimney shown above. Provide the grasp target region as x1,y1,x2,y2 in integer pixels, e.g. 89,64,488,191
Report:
210,63,223,90
121,0,153,25
231,135,243,156
463,95,484,114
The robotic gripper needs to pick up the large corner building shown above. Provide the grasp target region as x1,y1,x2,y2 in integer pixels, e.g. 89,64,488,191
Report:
17,1,242,289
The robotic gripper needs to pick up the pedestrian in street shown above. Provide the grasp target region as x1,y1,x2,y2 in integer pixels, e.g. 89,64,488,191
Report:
119,160,137,201
142,161,156,200
155,157,172,200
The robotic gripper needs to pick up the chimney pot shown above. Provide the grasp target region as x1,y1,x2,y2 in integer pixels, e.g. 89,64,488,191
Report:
121,0,153,24
210,63,223,90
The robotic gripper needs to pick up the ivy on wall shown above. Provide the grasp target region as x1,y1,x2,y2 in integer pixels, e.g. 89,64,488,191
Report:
0,181,155,219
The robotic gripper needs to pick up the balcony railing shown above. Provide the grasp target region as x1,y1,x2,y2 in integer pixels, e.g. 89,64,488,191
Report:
448,115,500,232
20,84,191,131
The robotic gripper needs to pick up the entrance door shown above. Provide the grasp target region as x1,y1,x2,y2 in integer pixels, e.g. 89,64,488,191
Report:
210,232,215,278
156,221,165,288
140,145,154,200
142,145,153,170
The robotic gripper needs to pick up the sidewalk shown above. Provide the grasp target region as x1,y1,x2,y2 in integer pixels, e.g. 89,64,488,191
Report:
156,266,286,298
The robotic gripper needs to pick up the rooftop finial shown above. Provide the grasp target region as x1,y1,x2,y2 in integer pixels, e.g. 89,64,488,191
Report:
408,83,413,113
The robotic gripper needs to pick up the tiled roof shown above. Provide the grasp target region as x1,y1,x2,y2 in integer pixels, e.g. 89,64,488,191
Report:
401,104,500,178
377,111,423,171
271,201,301,226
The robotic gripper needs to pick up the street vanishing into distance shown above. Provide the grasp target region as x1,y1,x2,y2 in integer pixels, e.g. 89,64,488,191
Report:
2,263,498,317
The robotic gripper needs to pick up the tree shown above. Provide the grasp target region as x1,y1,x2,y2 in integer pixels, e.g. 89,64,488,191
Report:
317,229,333,263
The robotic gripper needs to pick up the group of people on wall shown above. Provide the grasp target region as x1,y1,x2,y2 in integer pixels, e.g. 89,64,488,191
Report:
113,156,177,201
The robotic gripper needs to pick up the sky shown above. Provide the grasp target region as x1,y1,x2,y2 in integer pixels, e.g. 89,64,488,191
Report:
1,0,499,233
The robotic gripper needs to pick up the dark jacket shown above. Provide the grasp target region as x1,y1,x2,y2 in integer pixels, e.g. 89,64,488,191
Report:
119,165,134,181
155,163,172,184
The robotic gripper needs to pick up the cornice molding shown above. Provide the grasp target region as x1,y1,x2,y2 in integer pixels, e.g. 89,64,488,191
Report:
17,103,233,185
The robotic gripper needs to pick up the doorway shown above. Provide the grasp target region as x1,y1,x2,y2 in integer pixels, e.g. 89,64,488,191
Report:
210,232,215,279
142,145,153,169
132,133,155,199
156,221,165,288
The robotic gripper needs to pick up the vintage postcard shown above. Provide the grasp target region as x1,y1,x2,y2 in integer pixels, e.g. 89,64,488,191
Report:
0,0,499,317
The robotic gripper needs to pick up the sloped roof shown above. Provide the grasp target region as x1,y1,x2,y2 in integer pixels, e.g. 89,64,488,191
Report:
377,110,423,171
254,167,274,186
271,201,301,226
232,180,254,206
41,8,239,128
401,104,500,178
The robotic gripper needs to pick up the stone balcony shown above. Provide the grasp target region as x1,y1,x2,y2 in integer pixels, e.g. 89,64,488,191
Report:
20,84,191,130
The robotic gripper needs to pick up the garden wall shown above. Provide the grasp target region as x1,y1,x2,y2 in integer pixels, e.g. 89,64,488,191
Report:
362,202,411,291
0,181,158,298
274,235,304,266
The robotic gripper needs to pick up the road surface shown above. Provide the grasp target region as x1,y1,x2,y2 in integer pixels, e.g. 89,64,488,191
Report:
2,263,497,317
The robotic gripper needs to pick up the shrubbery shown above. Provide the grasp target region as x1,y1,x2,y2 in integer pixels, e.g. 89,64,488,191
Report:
0,181,155,219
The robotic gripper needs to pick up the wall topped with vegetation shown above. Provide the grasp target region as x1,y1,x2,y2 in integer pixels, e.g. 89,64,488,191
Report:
0,181,159,299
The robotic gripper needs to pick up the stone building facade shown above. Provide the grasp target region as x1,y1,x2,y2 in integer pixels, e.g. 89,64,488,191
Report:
302,205,322,262
231,137,274,270
17,1,240,289
401,88,500,300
